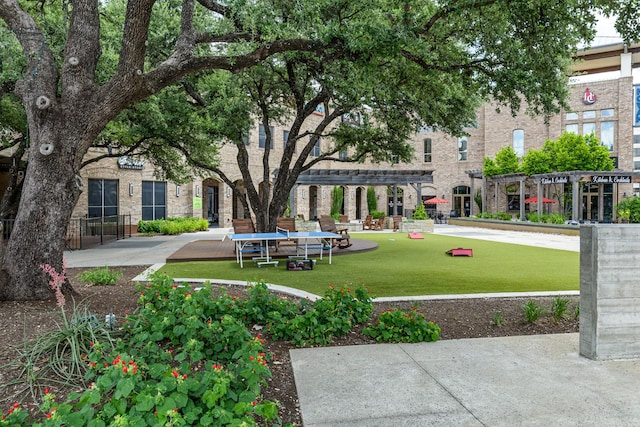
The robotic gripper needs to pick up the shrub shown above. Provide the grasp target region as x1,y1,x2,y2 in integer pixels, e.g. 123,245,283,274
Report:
523,300,544,323
550,213,565,224
367,186,377,213
76,266,123,286
267,284,373,346
412,203,427,219
492,311,505,327
137,217,209,235
496,212,512,221
363,308,441,343
551,297,570,322
371,210,385,219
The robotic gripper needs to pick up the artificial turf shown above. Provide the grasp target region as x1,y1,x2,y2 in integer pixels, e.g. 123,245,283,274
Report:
158,232,579,297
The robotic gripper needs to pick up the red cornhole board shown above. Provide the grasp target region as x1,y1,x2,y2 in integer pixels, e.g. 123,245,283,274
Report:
408,232,424,239
446,248,473,257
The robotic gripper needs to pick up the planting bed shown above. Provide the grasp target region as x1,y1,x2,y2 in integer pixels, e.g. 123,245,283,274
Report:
0,265,579,426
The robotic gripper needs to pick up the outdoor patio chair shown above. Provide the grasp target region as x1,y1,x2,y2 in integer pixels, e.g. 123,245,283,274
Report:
276,217,297,250
392,215,402,232
232,219,262,255
339,215,348,223
318,216,352,249
362,215,373,230
372,215,385,230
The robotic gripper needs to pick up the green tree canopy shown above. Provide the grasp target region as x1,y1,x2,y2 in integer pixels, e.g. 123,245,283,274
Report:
521,132,614,175
483,146,522,177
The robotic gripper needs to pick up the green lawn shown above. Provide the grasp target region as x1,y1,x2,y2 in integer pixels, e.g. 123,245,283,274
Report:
159,233,579,297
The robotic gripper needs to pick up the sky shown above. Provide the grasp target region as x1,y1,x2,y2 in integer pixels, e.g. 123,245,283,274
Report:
591,14,624,47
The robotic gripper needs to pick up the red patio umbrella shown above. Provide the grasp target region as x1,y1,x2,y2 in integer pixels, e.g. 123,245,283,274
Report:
423,197,449,221
524,196,556,204
424,197,449,204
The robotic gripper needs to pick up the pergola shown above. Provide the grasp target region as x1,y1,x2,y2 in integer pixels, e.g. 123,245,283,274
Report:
466,169,640,222
290,169,434,217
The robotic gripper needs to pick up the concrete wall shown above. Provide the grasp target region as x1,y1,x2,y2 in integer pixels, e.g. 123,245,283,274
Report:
580,224,640,360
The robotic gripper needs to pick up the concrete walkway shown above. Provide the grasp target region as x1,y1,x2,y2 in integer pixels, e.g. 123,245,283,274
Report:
291,334,640,426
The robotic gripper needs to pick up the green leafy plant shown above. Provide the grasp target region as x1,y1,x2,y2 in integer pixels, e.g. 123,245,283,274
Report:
363,308,441,343
367,186,377,214
330,186,343,218
267,284,373,346
551,297,570,322
76,266,123,286
523,300,544,323
492,311,505,327
574,303,580,320
412,203,427,219
137,217,209,235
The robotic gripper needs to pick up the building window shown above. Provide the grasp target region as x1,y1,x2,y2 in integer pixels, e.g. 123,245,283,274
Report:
583,110,596,119
283,130,290,151
513,130,524,157
339,149,348,160
566,112,579,120
583,122,596,136
242,129,249,145
457,137,468,161
423,138,432,163
310,138,321,157
601,109,615,117
258,124,274,149
600,121,615,151
565,124,579,134
142,181,167,221
88,179,118,218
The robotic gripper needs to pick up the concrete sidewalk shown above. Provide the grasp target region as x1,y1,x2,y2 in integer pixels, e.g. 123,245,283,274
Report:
291,334,640,426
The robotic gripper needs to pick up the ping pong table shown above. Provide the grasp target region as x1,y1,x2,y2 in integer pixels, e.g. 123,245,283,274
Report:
228,228,342,268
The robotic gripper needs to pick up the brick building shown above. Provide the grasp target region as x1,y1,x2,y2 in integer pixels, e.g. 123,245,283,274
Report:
23,43,640,229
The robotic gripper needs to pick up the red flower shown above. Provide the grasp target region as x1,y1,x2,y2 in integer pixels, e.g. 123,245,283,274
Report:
172,370,179,378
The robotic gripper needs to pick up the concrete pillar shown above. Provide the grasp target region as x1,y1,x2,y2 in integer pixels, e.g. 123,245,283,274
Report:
580,224,640,360
572,179,580,222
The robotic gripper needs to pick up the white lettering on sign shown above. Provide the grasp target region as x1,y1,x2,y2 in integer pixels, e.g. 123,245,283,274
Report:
591,175,631,183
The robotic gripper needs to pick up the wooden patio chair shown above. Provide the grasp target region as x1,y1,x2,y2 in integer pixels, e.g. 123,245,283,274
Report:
372,215,385,230
362,215,373,230
232,219,261,255
276,217,297,250
318,216,352,249
392,215,402,232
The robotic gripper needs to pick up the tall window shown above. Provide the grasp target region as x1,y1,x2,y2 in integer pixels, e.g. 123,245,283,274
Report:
282,130,290,151
601,121,615,151
88,179,118,218
565,124,579,134
513,130,524,157
242,128,249,145
583,122,596,135
423,138,432,162
259,125,274,149
339,149,348,160
457,137,468,161
311,138,321,157
142,181,167,220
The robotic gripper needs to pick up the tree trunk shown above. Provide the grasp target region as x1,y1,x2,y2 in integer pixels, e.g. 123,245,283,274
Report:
0,130,83,300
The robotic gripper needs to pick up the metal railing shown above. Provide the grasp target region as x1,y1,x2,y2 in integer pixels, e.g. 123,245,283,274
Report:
1,214,132,250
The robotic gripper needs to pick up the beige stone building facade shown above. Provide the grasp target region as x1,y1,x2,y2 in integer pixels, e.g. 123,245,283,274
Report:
59,45,640,228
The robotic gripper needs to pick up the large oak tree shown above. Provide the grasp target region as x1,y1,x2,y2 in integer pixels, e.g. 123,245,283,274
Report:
0,0,637,300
